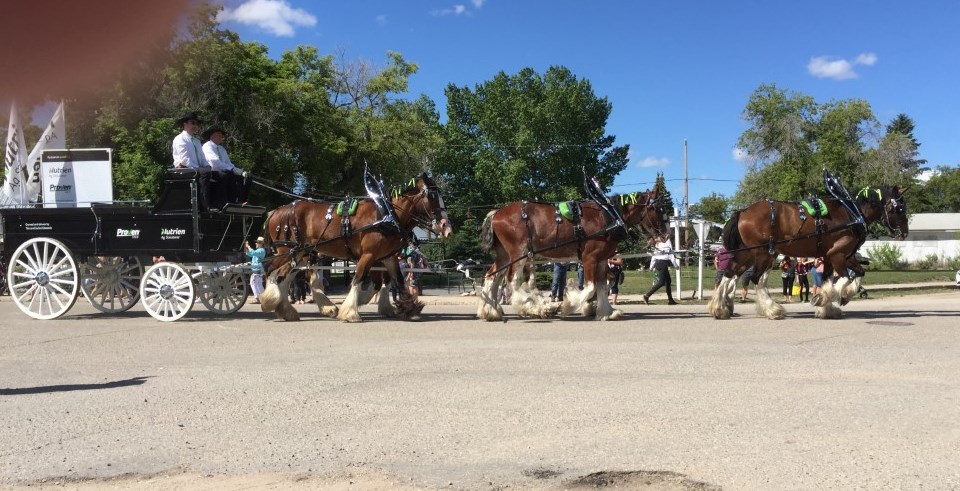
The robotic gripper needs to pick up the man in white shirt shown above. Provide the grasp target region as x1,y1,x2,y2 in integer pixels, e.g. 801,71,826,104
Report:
171,112,212,211
201,126,250,206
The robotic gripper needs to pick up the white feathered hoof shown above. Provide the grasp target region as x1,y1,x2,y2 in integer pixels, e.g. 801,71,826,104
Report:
762,304,786,320
337,306,362,323
320,305,338,318
600,308,624,321
477,302,504,322
259,284,281,312
707,296,730,320
810,293,825,307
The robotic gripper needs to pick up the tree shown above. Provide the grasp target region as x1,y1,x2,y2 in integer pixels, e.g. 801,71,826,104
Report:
689,192,730,224
884,113,927,176
909,166,960,213
435,66,628,207
733,84,913,206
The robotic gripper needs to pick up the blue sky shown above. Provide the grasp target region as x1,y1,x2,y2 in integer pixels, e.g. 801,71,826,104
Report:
217,0,959,207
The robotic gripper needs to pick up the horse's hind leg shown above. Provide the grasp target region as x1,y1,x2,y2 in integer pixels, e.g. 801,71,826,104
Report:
754,270,785,320
261,267,300,321
708,276,735,320
513,260,558,319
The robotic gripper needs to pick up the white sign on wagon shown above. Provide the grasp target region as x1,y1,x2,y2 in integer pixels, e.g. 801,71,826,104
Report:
41,148,113,207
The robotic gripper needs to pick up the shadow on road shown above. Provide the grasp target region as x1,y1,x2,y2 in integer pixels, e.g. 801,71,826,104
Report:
0,376,153,395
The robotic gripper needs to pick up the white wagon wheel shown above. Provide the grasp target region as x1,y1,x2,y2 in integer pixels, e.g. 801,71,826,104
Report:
80,256,143,313
7,237,80,320
140,262,195,321
198,270,248,314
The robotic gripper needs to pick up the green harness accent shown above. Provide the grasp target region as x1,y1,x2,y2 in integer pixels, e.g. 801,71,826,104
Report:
856,186,881,201
391,178,417,198
336,199,359,216
800,198,828,218
557,201,577,221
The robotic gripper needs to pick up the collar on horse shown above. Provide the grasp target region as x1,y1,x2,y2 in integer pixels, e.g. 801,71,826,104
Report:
585,175,629,240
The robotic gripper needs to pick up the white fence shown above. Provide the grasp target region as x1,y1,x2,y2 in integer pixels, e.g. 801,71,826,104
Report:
862,239,960,264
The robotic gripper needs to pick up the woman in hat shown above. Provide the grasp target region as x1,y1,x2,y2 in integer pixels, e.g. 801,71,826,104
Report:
244,236,267,303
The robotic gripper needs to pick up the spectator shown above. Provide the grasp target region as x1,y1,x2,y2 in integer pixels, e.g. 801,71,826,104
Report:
780,256,796,303
811,257,825,298
740,265,755,303
714,245,732,286
290,269,308,305
796,257,811,303
643,233,679,305
550,262,567,302
608,254,624,305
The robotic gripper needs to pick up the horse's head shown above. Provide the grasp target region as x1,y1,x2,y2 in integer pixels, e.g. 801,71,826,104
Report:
856,185,909,240
618,189,669,238
391,173,453,239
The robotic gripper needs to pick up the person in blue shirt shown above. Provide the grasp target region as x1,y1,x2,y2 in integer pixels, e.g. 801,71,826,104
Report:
244,236,266,303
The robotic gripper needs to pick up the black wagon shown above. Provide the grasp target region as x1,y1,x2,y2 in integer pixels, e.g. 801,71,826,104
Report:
0,171,264,321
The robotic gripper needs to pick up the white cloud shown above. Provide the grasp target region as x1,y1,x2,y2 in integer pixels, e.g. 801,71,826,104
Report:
916,169,937,182
431,4,467,16
807,52,878,80
855,52,877,66
375,14,387,26
471,0,485,7
217,0,317,37
637,156,670,168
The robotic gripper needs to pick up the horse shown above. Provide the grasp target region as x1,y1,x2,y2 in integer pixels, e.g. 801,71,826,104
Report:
259,173,453,322
707,185,908,320
477,190,669,322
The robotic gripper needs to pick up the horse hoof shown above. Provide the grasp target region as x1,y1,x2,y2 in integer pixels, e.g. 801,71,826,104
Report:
810,294,824,307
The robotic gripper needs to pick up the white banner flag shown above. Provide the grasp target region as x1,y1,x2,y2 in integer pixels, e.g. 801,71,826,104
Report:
23,100,67,202
1,102,31,206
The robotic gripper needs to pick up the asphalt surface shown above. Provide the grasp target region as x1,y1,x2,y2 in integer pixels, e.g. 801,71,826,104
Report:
1,291,959,490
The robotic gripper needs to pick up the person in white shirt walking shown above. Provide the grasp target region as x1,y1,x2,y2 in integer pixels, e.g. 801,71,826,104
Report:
171,112,212,211
642,233,680,305
201,126,251,207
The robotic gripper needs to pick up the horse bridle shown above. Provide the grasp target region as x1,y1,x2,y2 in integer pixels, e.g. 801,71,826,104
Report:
621,191,666,237
881,193,907,239
393,178,447,232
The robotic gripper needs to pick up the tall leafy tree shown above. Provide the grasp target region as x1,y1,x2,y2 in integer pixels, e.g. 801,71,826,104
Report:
733,84,907,206
435,66,628,212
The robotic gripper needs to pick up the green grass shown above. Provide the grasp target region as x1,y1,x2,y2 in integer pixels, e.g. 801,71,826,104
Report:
617,267,956,295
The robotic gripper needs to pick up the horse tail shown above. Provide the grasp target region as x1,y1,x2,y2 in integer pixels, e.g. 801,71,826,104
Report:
480,210,498,253
723,210,743,251
260,210,274,250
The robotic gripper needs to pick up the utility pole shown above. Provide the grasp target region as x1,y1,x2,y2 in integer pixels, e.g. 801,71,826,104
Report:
683,139,689,252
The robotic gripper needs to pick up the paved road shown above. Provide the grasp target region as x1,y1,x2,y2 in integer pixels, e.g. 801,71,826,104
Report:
1,292,959,490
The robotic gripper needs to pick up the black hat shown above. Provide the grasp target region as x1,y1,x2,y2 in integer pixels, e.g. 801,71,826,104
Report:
202,126,225,141
175,112,202,127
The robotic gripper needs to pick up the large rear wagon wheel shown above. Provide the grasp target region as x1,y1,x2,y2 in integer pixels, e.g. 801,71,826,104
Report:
140,262,195,321
80,256,143,313
198,270,248,314
7,237,80,320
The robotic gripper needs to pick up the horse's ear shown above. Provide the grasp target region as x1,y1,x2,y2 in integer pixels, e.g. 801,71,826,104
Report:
896,185,909,196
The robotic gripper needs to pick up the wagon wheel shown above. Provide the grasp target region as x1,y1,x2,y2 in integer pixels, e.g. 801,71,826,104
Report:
197,270,248,314
80,256,143,313
7,237,80,320
140,262,195,321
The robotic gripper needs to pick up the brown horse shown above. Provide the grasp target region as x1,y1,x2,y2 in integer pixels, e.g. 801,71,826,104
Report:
477,190,669,322
707,185,908,320
259,173,453,322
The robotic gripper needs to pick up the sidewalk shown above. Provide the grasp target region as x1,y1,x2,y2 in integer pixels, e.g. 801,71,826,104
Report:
321,281,956,307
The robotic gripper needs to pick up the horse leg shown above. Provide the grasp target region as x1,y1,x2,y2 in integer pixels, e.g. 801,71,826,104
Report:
815,276,843,319
708,276,735,320
308,272,338,317
389,259,424,320
559,277,580,317
261,266,300,321
337,255,376,323
753,270,786,320
513,260,558,319
477,261,504,321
